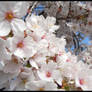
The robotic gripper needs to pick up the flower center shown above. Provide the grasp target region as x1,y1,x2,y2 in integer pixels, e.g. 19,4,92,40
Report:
24,30,27,37
39,87,44,91
33,24,39,29
46,71,51,78
17,41,24,48
66,59,71,62
22,79,27,84
79,79,85,85
13,57,18,64
41,34,46,39
5,11,14,22
52,56,57,62
88,21,92,26
48,24,54,27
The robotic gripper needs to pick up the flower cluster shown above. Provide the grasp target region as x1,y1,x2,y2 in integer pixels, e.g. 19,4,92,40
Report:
0,2,92,91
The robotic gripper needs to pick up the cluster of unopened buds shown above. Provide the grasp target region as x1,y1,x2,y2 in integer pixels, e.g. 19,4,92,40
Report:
0,2,92,91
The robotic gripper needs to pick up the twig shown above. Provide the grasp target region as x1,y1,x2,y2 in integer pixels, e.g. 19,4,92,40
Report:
26,1,38,20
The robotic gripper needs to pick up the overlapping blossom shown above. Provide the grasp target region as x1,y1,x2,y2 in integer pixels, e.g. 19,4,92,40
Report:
0,2,92,91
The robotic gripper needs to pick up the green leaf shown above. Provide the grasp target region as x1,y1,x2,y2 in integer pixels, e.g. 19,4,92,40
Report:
64,86,70,91
26,62,32,68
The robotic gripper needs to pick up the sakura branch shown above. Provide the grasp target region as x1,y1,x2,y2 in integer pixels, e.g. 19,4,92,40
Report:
26,1,38,20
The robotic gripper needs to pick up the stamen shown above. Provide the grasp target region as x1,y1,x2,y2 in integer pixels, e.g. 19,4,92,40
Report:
79,79,85,85
46,71,51,77
17,41,24,48
39,87,44,91
66,59,71,62
41,34,46,39
5,11,14,22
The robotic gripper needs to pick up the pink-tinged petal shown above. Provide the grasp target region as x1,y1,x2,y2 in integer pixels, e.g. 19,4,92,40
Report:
23,47,37,58
11,18,26,33
52,70,62,85
37,70,53,82
3,61,21,73
6,37,17,52
0,21,11,36
0,38,11,61
47,61,57,70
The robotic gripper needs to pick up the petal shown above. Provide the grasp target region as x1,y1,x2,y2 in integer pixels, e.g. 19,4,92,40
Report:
46,16,56,24
23,36,36,47
25,81,39,91
0,2,16,13
38,39,48,48
14,83,26,91
14,48,25,58
13,2,29,18
3,61,21,73
45,82,57,90
52,70,62,85
0,2,19,22
37,70,53,82
0,21,11,36
0,11,5,22
6,37,17,52
30,14,38,24
10,77,21,90
49,25,60,32
11,18,26,33
0,81,9,90
23,47,37,58
26,14,38,30
0,71,16,85
29,59,38,69
0,61,5,70
0,39,11,61
48,61,57,70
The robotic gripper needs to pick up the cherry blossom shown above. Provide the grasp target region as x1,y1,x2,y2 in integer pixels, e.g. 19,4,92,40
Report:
25,80,58,91
0,2,92,91
7,31,37,58
0,2,29,36
75,67,92,90
37,61,62,85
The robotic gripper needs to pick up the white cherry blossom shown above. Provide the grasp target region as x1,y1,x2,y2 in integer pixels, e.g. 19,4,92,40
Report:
7,31,37,58
25,80,58,91
0,2,29,36
37,61,62,85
